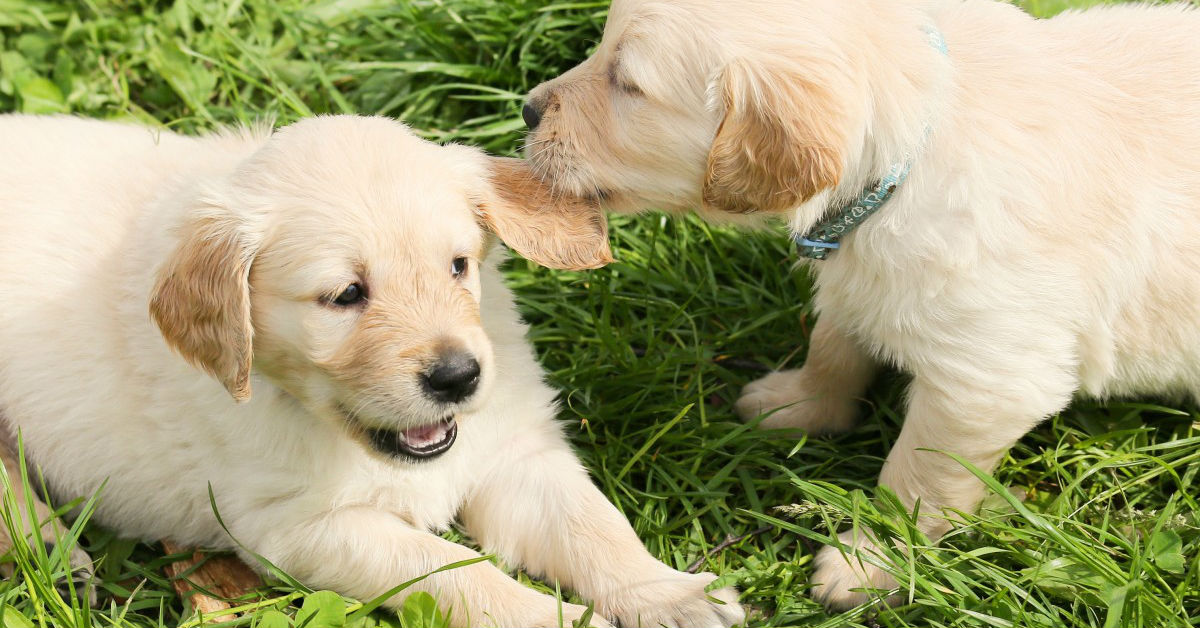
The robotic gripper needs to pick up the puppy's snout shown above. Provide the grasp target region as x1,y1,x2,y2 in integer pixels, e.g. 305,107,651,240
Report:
422,351,481,404
522,101,543,131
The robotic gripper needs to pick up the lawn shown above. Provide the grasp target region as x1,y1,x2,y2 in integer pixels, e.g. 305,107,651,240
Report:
1,0,1197,627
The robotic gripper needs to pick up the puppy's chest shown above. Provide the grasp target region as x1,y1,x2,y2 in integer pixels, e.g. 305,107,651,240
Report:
344,452,478,532
811,257,956,365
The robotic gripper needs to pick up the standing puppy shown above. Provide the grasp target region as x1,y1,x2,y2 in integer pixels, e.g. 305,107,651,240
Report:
0,115,743,628
522,0,1200,609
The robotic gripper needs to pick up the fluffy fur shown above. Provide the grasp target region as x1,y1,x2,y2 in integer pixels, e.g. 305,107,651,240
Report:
522,0,1200,608
0,114,743,627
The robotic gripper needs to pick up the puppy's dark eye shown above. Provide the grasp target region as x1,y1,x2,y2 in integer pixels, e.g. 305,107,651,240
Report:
451,257,469,279
331,283,366,306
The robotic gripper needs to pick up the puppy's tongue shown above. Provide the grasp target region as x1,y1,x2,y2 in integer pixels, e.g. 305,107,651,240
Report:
398,421,451,449
366,417,457,460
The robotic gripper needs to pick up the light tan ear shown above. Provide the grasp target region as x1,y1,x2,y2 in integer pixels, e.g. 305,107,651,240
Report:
474,157,613,271
149,204,256,402
703,57,850,214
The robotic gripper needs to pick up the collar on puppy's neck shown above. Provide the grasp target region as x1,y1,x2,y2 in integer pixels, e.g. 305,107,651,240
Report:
794,24,948,261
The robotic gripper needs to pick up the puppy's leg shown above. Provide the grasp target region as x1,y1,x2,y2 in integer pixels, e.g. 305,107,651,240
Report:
736,315,875,434
0,429,95,604
460,424,744,628
810,371,1073,609
250,508,601,628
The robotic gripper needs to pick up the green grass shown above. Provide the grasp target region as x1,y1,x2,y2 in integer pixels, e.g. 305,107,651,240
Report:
1,0,1198,626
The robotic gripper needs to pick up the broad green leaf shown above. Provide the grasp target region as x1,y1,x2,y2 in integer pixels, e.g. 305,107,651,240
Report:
0,50,66,113
257,610,293,628
16,76,66,113
347,613,402,628
146,40,216,114
296,590,347,628
1147,529,1185,574
0,50,31,84
398,592,445,628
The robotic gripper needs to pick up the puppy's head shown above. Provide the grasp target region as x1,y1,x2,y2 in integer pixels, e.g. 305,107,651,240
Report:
149,116,608,461
523,0,870,217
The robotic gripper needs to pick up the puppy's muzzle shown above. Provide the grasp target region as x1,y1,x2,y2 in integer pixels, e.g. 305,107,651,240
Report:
422,351,480,404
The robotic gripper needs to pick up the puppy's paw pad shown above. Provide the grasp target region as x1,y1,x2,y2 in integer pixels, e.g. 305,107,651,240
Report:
811,534,900,611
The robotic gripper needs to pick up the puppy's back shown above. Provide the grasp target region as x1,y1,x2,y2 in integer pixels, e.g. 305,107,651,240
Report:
0,116,265,293
0,116,235,249
0,117,262,427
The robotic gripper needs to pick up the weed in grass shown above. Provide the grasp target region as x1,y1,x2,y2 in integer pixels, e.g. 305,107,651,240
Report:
0,0,1198,626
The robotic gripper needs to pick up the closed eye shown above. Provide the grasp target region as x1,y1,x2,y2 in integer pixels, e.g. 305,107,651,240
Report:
608,61,644,97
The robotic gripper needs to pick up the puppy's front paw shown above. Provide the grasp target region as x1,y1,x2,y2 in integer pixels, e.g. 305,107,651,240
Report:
602,570,744,628
735,369,859,434
811,531,901,610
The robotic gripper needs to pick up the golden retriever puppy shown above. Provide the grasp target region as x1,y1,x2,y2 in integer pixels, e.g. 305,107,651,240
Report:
521,0,1200,609
0,114,744,628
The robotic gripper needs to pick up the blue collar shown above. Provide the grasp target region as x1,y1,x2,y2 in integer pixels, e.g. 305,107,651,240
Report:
795,24,947,261
794,160,914,260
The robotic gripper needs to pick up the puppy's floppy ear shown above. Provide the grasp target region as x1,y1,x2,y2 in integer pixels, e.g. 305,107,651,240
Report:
704,57,850,214
150,197,257,402
471,157,613,271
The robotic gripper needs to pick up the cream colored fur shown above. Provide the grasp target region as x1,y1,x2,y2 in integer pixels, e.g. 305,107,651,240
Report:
0,114,742,627
523,0,1200,609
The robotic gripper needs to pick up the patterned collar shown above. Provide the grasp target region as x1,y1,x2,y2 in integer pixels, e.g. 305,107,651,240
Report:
794,25,948,261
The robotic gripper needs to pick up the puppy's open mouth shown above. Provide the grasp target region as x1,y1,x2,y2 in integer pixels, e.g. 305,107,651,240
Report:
362,416,458,460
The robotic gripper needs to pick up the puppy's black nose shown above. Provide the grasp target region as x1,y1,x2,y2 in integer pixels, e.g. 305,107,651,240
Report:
522,102,542,131
423,353,481,403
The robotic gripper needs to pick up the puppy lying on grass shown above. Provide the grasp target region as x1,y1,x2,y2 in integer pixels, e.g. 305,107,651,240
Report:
0,114,743,628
